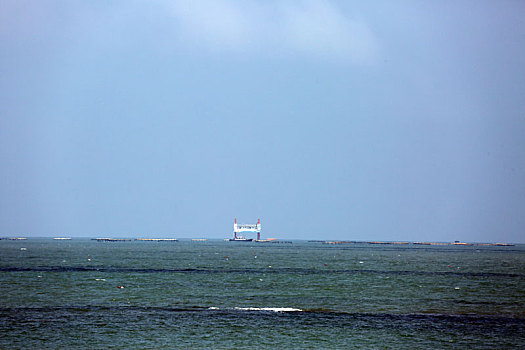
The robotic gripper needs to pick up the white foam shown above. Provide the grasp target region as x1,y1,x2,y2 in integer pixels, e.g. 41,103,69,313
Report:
208,307,302,312
237,307,302,312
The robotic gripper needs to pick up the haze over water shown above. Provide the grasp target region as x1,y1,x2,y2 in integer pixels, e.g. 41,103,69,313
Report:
2,1,525,244
1,239,523,348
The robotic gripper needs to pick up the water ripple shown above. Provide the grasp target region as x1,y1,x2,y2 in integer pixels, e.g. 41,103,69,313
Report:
0,266,521,278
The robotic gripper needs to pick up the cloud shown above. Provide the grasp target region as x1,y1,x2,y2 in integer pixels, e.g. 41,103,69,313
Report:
0,0,379,64
281,1,377,62
164,0,379,63
168,0,252,51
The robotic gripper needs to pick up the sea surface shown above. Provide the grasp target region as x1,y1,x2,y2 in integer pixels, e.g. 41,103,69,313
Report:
0,238,524,349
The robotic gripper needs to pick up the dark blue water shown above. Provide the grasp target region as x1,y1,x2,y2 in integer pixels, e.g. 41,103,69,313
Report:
1,239,524,348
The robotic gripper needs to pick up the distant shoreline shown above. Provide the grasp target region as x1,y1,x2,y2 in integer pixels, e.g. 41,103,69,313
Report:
0,237,517,246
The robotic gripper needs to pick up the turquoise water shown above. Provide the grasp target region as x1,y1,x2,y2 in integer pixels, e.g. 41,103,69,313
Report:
1,239,524,348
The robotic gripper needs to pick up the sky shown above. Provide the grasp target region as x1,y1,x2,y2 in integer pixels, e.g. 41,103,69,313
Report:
1,0,524,242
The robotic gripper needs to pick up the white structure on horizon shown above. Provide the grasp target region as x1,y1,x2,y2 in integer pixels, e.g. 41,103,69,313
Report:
232,218,261,241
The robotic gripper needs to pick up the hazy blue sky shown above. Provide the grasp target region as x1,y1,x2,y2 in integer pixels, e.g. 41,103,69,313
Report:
1,1,524,242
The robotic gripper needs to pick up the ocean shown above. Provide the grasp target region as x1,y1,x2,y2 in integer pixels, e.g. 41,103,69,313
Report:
0,239,523,349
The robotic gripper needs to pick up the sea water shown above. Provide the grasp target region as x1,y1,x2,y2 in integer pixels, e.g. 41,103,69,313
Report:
0,239,523,348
